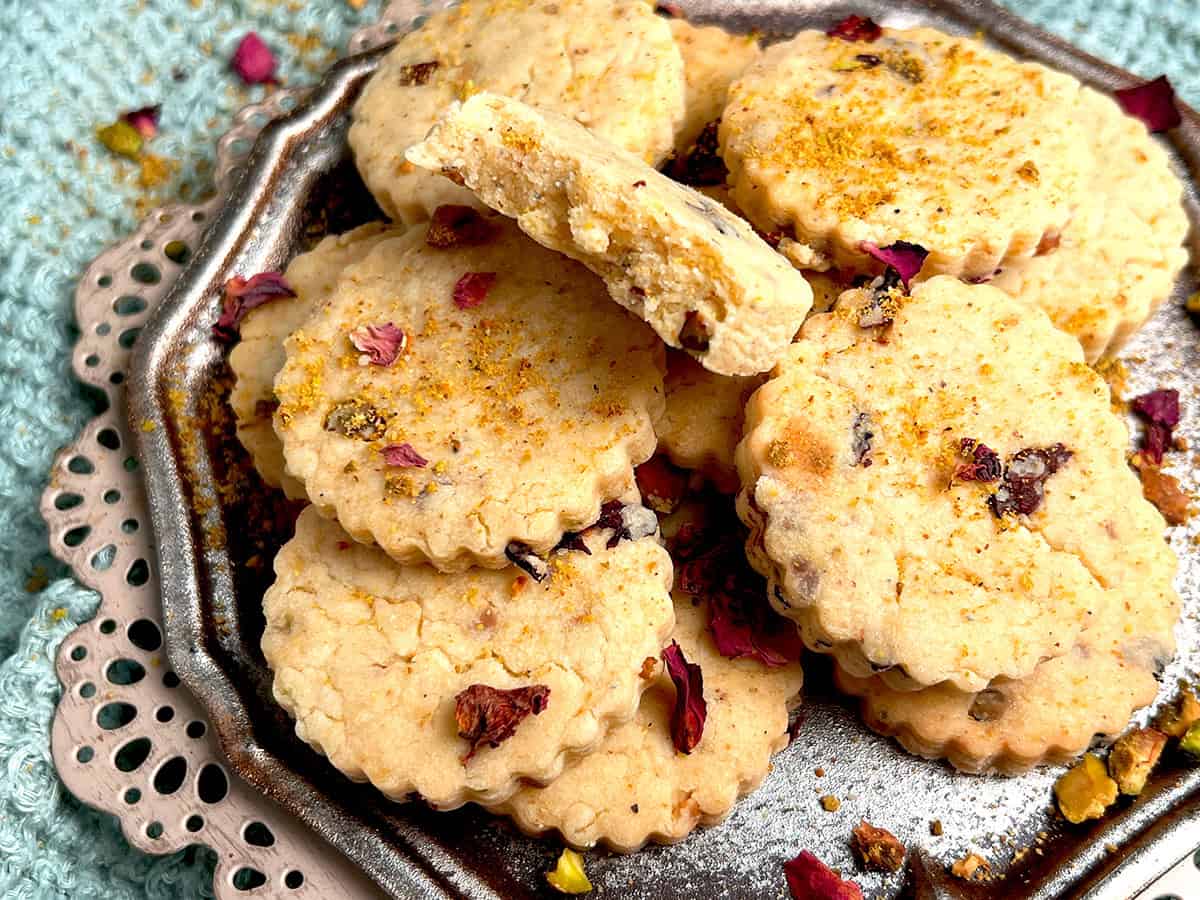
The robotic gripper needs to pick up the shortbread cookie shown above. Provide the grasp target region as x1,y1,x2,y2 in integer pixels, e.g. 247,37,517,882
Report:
229,222,397,497
669,18,761,154
834,491,1178,773
262,504,674,809
273,214,665,571
495,509,802,850
407,92,813,376
658,351,761,492
737,275,1175,692
349,0,684,224
989,87,1189,363
721,27,1091,279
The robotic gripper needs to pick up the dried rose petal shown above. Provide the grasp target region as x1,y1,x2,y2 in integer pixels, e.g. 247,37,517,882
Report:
654,1,685,17
661,640,706,754
635,456,689,514
231,33,277,85
426,205,498,248
122,105,161,139
787,709,805,745
861,241,928,287
595,500,658,549
1132,388,1181,465
382,443,427,468
398,60,439,86
505,542,550,582
454,683,550,762
955,438,1002,483
349,322,407,366
851,412,874,467
1115,76,1182,133
213,272,295,342
554,530,591,555
453,272,497,309
989,444,1072,518
667,119,728,187
825,14,882,43
710,588,804,667
784,850,864,900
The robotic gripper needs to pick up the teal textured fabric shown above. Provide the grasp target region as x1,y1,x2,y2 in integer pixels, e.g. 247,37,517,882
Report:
0,1,1194,896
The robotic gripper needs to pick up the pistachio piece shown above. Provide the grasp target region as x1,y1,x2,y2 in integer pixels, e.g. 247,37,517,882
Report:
1054,753,1117,824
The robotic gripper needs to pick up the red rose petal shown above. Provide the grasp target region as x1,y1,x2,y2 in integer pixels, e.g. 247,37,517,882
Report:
661,640,706,754
954,438,1002,483
1132,388,1181,465
454,684,550,763
784,851,865,900
453,271,497,309
988,444,1073,518
122,105,161,139
826,15,882,43
382,443,428,468
350,322,407,366
861,241,928,288
232,33,277,85
710,590,804,668
1115,76,1182,133
213,272,295,343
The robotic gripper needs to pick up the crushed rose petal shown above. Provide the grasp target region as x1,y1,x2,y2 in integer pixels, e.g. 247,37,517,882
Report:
426,204,498,248
350,322,407,366
955,438,1002,482
861,241,928,287
122,105,161,139
634,456,689,514
231,33,277,85
1115,76,1182,133
710,589,804,667
505,542,550,582
784,850,864,900
825,14,882,43
666,119,728,187
454,684,550,762
989,444,1073,518
661,641,706,754
453,271,496,309
382,443,427,468
1132,388,1180,465
213,272,295,342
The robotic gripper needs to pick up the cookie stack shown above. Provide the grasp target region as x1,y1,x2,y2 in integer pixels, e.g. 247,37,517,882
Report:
226,0,1188,852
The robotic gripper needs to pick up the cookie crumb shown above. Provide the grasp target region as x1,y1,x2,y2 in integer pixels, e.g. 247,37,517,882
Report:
929,819,943,836
949,852,989,881
819,794,841,812
851,820,905,872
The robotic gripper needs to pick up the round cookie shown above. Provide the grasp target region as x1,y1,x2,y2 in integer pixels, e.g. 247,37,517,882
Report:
721,27,1091,279
407,92,813,376
229,222,398,498
349,0,684,225
668,18,761,155
834,494,1178,774
261,503,674,810
273,214,666,572
736,275,1174,692
494,506,803,851
989,87,1189,363
657,350,762,493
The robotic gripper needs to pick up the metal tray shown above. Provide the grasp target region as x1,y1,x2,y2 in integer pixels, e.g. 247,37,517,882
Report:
127,1,1200,896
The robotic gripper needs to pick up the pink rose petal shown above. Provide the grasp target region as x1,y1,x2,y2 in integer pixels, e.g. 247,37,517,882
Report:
122,105,161,139
453,272,497,309
1115,76,1182,133
381,443,428,468
232,33,277,85
349,322,407,366
213,272,295,343
861,241,928,288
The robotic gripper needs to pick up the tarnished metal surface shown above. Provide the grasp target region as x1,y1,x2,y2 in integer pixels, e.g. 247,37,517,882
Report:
126,1,1200,897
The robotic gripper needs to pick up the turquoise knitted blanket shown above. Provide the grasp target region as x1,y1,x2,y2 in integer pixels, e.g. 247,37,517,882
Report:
0,2,1194,896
